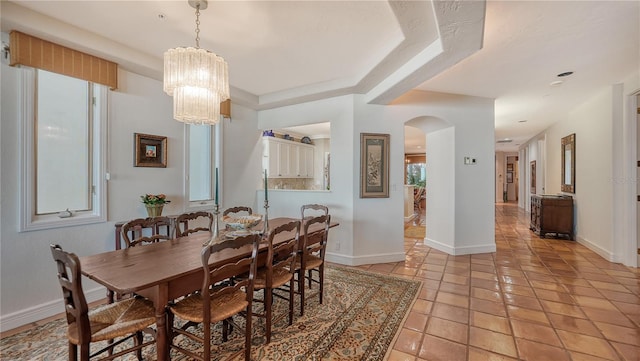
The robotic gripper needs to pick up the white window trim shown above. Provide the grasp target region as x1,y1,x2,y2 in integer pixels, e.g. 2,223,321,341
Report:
19,68,107,232
183,122,223,211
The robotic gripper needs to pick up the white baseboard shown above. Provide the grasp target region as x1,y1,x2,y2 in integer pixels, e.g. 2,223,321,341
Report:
0,287,105,333
424,238,496,256
326,251,405,266
576,235,614,262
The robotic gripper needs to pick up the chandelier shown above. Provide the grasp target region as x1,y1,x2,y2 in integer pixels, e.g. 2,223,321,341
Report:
163,0,229,124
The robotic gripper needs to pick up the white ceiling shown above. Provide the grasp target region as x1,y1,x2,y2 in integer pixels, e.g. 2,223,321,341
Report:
2,1,638,153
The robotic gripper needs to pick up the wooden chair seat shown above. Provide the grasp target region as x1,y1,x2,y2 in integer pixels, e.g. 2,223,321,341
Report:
254,266,293,289
67,298,155,344
168,289,248,324
293,254,322,271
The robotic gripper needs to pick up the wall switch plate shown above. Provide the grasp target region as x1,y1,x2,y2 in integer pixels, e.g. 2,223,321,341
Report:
464,157,477,165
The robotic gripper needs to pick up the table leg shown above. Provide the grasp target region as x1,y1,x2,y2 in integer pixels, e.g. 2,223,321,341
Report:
152,285,170,361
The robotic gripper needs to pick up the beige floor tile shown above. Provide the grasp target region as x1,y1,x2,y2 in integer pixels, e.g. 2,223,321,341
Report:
411,299,433,314
418,335,467,361
386,349,416,361
430,302,469,324
610,342,640,361
469,326,518,358
435,291,469,308
472,287,503,302
556,330,620,360
393,328,423,355
510,319,563,346
581,307,636,328
594,321,640,346
540,299,586,318
426,317,468,344
546,313,602,337
471,297,508,317
515,338,572,361
468,347,518,361
503,293,542,310
470,311,512,334
403,311,429,332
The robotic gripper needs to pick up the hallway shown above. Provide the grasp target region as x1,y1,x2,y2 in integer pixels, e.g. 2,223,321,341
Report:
360,203,640,361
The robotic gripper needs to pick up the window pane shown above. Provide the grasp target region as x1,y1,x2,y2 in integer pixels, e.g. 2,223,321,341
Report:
406,163,426,187
36,70,90,214
189,124,212,201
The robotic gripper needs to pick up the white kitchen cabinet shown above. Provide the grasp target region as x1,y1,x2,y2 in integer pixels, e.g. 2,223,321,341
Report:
262,137,314,178
297,145,314,178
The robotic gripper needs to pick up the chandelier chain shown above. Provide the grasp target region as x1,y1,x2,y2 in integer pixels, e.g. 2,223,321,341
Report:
194,5,201,48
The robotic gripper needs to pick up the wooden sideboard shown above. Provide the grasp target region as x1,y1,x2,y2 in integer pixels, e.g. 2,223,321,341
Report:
530,195,574,240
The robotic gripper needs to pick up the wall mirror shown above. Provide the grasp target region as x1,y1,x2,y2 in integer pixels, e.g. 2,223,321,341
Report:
561,133,575,193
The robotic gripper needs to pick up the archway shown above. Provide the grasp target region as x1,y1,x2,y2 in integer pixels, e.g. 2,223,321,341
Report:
403,116,454,244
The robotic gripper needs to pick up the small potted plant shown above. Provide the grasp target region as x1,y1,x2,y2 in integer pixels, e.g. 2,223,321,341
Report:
141,194,170,217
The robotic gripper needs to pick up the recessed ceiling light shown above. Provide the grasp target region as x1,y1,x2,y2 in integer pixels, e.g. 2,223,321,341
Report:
550,80,563,86
557,71,574,77
518,120,528,123
158,13,167,20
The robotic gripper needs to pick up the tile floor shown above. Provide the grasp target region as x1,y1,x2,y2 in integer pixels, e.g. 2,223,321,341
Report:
361,203,639,361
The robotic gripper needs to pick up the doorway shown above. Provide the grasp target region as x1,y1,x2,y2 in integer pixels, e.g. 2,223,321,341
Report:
506,155,518,202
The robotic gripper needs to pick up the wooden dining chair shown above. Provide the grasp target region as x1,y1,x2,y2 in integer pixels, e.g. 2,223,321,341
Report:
223,206,254,231
121,217,172,248
294,214,331,316
50,244,156,361
300,204,328,222
167,233,260,361
253,220,301,344
414,187,425,212
222,206,253,217
175,211,214,237
113,217,173,303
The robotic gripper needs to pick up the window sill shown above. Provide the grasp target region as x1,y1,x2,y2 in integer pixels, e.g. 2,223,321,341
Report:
20,213,106,232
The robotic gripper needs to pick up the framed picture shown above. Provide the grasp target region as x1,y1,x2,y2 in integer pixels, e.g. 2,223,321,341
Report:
134,133,167,168
530,160,536,194
360,133,390,198
507,172,513,183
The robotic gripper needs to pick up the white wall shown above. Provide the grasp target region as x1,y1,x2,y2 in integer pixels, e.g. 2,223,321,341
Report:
221,105,262,210
545,89,613,258
519,70,640,266
387,91,496,255
425,127,455,250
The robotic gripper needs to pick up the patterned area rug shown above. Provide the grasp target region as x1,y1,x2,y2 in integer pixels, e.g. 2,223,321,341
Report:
0,266,420,361
404,225,425,239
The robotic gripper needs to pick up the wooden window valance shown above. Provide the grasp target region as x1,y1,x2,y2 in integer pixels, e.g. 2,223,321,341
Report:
220,99,231,118
9,30,118,90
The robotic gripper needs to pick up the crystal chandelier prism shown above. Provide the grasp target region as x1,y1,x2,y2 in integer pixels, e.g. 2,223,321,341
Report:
163,0,229,125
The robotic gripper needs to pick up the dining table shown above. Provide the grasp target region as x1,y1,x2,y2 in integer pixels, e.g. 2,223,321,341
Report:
79,216,337,361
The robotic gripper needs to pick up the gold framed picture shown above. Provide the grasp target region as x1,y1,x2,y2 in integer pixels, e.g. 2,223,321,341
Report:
360,133,390,198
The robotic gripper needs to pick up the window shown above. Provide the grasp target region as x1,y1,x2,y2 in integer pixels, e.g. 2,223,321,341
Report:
405,155,426,188
20,69,107,231
406,162,426,188
185,123,221,208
